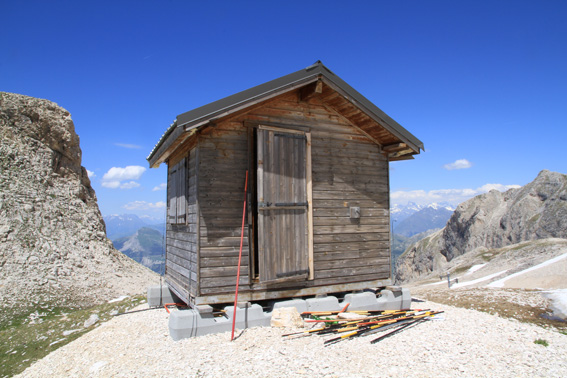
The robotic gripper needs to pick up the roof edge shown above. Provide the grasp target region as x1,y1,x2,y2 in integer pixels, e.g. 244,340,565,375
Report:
148,61,424,165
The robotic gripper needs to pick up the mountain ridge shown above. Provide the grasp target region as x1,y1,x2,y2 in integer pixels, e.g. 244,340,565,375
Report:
113,227,165,274
0,92,157,317
103,213,164,240
395,170,567,283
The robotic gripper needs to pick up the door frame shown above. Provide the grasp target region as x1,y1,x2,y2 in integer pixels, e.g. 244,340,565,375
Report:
246,123,314,283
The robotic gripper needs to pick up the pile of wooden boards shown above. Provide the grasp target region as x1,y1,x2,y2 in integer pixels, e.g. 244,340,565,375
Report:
283,307,443,346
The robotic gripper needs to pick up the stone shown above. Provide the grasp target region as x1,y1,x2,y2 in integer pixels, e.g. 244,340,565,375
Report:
270,307,304,328
84,314,99,328
0,92,158,323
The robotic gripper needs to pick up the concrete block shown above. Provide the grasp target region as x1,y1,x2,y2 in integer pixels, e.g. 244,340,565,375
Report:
341,292,381,311
400,287,412,309
272,299,308,313
147,285,179,307
223,303,271,329
166,287,411,340
384,286,412,309
169,303,271,341
306,296,340,312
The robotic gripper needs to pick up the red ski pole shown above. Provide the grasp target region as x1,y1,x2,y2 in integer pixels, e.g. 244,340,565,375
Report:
231,170,248,341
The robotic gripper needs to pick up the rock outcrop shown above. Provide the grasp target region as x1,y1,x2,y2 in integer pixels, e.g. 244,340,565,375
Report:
0,92,157,316
395,170,567,283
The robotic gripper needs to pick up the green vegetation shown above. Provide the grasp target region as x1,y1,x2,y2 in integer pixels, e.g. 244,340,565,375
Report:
481,253,493,262
416,288,567,334
534,339,549,347
453,265,473,275
0,295,146,378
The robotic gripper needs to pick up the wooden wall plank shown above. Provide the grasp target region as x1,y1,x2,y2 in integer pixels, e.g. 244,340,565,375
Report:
314,250,389,262
164,90,394,300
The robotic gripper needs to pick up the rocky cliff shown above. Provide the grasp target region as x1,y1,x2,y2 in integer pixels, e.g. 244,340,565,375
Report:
0,92,157,315
395,170,567,283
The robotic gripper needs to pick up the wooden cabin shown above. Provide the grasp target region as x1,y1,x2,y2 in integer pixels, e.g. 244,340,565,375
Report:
147,61,423,307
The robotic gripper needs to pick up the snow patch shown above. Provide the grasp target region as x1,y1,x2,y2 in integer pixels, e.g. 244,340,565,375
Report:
466,264,487,275
49,338,65,346
108,295,129,303
487,252,567,288
543,289,567,321
63,329,80,336
451,270,509,289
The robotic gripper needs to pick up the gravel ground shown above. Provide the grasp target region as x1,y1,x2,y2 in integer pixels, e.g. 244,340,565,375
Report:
16,300,567,378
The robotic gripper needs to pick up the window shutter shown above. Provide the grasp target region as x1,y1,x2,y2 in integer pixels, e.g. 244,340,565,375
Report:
176,158,187,224
167,163,178,224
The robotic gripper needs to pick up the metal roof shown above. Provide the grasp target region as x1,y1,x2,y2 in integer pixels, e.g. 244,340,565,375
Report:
148,61,424,167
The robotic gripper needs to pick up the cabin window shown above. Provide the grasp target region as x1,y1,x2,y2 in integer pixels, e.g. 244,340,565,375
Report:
167,157,187,224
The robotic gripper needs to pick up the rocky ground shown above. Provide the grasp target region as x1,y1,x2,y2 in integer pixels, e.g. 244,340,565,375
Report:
16,290,567,378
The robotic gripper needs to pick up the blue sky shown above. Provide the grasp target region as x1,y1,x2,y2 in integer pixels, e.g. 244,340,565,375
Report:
2,1,566,221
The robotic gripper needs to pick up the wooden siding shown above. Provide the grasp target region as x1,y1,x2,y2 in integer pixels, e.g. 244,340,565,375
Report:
197,125,250,295
194,91,391,295
166,88,392,301
165,145,199,303
244,93,391,285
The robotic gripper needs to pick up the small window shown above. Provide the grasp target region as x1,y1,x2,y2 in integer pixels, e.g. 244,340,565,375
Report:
167,157,187,224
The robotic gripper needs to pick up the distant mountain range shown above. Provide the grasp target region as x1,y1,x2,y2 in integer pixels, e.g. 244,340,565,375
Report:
390,203,455,266
112,227,165,274
395,170,567,284
393,204,454,237
391,202,454,224
103,214,164,240
103,214,166,274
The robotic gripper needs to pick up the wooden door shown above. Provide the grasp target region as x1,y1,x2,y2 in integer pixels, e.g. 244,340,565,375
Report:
257,127,309,283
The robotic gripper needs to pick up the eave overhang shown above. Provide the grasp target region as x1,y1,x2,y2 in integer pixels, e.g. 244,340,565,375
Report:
148,61,424,168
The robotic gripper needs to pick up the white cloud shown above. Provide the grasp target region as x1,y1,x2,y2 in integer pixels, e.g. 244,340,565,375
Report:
86,170,95,178
102,166,146,181
115,143,142,149
391,183,520,207
119,181,141,189
102,180,121,189
478,183,521,193
443,159,472,170
123,201,166,210
152,183,167,191
101,165,146,189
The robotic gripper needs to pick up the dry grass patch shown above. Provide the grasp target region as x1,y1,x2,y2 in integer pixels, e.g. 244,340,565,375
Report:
412,287,567,333
0,295,147,378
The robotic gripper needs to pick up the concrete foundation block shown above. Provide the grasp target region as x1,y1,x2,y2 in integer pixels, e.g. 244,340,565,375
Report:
384,286,412,310
165,287,411,340
341,292,382,311
400,287,412,309
169,311,217,340
147,285,179,307
223,303,272,329
272,299,308,313
376,288,411,311
306,296,341,312
169,303,271,341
